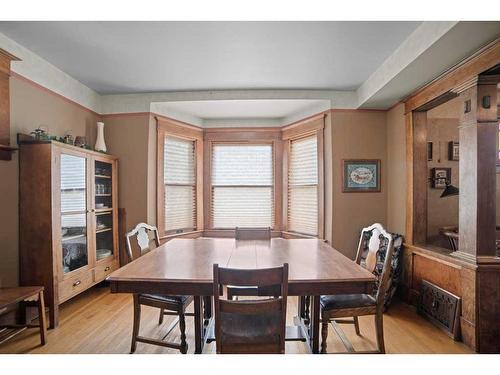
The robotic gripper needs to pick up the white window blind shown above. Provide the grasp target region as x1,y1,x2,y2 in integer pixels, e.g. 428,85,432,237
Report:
164,136,196,232
288,135,318,236
60,154,87,228
211,144,274,228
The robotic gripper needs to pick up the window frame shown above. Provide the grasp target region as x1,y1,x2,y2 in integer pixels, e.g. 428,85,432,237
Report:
156,117,203,238
203,129,283,233
209,141,275,230
282,116,325,239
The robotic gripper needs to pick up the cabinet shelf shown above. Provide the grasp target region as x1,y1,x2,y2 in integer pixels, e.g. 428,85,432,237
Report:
96,227,112,234
95,175,111,179
62,233,86,241
95,194,112,197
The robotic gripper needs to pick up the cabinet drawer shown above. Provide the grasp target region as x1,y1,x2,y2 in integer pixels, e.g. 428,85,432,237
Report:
59,271,93,302
94,260,119,282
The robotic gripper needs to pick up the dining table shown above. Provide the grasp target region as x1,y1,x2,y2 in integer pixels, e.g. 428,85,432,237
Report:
107,237,376,354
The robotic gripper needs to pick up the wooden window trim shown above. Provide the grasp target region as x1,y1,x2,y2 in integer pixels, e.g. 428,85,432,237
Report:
282,115,325,239
209,140,275,230
156,117,203,237
203,128,282,230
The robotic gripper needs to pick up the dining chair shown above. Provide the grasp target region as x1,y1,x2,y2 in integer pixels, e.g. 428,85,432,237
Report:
227,227,272,300
213,263,288,354
320,223,395,354
126,223,194,354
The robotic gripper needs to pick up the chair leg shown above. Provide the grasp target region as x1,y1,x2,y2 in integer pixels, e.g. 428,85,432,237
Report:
353,316,361,336
37,291,47,345
179,311,188,354
304,296,311,325
321,318,329,354
374,312,385,353
131,295,141,354
158,308,164,325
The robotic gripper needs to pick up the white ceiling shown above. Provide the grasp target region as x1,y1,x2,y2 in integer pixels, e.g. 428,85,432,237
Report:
0,21,421,94
152,99,327,119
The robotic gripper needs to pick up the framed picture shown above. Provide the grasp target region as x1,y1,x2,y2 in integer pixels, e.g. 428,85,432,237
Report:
448,141,459,161
342,159,381,192
427,142,433,161
431,167,451,189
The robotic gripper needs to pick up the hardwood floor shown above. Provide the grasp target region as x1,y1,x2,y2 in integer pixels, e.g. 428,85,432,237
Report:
0,284,471,354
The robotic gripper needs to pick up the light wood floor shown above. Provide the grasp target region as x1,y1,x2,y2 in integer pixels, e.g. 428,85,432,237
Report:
0,285,471,354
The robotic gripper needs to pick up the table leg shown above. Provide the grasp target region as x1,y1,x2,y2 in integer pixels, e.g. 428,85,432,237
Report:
194,296,204,354
310,296,320,354
37,291,47,345
203,296,212,324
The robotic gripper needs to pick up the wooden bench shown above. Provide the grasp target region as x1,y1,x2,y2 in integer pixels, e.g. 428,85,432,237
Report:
0,286,47,346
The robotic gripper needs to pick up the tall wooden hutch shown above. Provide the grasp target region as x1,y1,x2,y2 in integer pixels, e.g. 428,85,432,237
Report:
19,140,119,328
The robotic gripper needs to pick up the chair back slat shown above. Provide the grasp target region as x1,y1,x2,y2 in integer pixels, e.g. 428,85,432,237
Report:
213,263,288,354
217,267,284,287
219,298,283,315
235,227,271,240
125,223,160,261
354,223,395,307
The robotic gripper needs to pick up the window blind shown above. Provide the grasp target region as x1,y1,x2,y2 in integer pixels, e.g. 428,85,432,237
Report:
288,135,318,236
60,154,87,228
164,136,196,232
211,144,274,228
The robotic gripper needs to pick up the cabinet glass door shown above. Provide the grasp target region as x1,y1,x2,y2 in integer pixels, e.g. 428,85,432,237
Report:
60,153,88,274
95,160,114,261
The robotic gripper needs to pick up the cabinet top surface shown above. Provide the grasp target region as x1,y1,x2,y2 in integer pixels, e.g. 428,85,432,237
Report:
19,139,118,160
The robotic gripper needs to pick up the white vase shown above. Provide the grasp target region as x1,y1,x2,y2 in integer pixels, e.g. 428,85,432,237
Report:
94,122,107,152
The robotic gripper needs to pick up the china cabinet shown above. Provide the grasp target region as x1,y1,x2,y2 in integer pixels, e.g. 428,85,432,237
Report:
19,139,119,328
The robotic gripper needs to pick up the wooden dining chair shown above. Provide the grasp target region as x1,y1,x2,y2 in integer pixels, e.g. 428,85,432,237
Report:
213,263,288,354
126,223,194,354
227,227,272,300
320,223,395,354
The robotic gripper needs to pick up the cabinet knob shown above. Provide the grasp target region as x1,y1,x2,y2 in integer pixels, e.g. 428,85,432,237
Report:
104,266,111,272
73,280,81,287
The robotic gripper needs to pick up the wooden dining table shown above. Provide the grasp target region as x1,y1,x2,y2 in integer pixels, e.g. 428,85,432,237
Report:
107,237,375,353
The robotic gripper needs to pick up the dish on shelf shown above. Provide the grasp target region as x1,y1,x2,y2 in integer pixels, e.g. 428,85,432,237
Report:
95,203,105,208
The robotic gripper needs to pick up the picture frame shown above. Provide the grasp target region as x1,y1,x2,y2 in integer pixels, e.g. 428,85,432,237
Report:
431,167,451,189
448,141,459,161
342,159,381,192
427,142,433,161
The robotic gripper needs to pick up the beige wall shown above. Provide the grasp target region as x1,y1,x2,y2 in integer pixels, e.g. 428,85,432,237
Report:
104,114,151,231
331,111,388,260
0,76,100,287
386,103,407,236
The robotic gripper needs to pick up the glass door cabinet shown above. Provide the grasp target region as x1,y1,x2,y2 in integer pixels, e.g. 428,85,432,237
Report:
19,140,119,328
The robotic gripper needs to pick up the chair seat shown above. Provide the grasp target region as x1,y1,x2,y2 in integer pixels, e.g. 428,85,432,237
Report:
320,294,376,311
140,294,191,305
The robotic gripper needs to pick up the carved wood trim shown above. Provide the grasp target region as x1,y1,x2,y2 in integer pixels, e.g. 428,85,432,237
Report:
404,38,500,113
0,48,20,161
